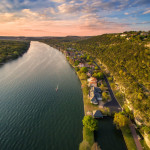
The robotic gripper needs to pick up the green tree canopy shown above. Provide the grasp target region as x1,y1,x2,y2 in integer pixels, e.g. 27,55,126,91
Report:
80,67,88,73
74,60,79,66
82,116,98,131
113,112,129,129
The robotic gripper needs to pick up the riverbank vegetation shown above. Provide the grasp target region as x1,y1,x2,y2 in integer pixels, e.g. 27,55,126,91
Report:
114,112,137,150
40,31,150,149
0,40,30,64
121,126,137,150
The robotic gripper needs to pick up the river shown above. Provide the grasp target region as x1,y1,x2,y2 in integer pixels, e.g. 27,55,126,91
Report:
0,41,84,150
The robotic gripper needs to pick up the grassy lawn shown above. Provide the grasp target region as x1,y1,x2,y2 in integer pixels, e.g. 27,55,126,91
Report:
83,127,94,146
121,126,137,150
77,72,100,113
79,127,94,150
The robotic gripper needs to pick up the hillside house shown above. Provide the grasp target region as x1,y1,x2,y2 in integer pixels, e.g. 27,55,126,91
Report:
87,77,97,87
120,34,127,37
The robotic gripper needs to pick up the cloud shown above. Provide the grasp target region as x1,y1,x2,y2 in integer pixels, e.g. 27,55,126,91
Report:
22,9,39,17
143,9,150,14
0,13,18,23
57,3,82,14
134,21,150,25
124,12,129,15
50,0,66,3
0,0,149,36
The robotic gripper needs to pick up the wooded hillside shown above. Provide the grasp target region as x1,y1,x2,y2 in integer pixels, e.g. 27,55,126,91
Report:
0,40,30,63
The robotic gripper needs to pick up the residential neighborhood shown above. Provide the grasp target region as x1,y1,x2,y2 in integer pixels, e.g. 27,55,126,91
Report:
62,47,111,114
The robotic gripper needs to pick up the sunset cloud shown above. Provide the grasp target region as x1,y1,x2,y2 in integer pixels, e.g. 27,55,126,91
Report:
143,9,150,14
0,0,149,36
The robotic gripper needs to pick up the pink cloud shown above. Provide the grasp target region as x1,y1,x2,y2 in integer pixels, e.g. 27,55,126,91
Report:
0,9,130,37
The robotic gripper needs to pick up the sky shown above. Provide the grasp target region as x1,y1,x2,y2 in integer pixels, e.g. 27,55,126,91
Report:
0,0,150,36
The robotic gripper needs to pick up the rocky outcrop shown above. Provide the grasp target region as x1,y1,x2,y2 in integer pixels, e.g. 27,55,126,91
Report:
144,133,150,148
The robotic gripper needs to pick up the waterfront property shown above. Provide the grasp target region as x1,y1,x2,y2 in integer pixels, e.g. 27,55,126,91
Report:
87,77,97,87
89,87,102,105
93,110,103,118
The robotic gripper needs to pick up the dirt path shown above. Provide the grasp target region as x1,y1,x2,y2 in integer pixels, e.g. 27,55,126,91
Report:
129,122,143,150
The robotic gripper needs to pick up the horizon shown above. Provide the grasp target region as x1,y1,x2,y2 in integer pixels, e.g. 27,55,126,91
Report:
0,0,150,36
0,30,149,38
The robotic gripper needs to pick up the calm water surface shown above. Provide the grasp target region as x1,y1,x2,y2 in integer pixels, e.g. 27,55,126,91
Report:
0,41,84,150
95,117,127,150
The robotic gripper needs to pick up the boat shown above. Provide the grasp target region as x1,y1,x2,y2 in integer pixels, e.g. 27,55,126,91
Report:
56,85,58,91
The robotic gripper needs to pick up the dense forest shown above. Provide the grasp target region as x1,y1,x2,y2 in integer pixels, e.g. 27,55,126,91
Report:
41,31,150,127
0,40,30,64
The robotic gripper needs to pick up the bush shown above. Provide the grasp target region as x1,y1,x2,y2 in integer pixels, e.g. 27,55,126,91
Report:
74,60,79,66
113,112,129,129
80,67,88,73
75,67,79,72
95,66,99,70
82,116,98,131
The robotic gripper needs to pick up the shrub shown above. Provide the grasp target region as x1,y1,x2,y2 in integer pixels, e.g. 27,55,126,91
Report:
82,116,98,131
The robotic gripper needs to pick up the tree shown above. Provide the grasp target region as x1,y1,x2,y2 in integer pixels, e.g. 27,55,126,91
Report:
82,116,98,131
74,60,79,66
113,112,129,129
80,67,88,73
86,55,90,61
97,72,104,79
75,67,79,72
102,92,109,101
95,66,99,70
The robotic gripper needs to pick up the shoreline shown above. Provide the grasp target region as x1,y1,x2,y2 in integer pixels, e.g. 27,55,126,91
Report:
40,43,138,150
0,41,30,66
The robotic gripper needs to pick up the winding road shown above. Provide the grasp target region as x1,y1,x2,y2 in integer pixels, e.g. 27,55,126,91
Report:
94,61,122,112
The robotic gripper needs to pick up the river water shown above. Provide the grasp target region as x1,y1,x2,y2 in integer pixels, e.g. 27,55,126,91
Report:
0,41,84,150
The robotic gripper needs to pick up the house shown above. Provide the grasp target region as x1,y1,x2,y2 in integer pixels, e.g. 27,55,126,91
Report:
140,32,148,36
88,77,97,87
87,70,93,77
93,110,103,118
88,64,95,69
85,63,90,68
91,97,99,105
68,51,75,57
89,87,102,105
120,34,127,37
79,63,85,68
67,47,75,51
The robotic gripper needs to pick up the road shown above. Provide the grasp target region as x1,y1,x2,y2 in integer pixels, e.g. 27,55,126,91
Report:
94,61,122,112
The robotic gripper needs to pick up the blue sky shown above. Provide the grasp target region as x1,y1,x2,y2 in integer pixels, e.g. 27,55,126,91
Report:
0,0,150,36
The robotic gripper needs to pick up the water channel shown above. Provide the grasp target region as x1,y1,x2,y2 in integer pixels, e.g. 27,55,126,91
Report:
0,41,127,150
0,41,84,150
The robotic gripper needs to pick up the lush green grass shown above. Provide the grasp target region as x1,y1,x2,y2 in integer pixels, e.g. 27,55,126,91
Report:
79,127,94,150
66,55,96,150
83,127,94,146
121,126,137,150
